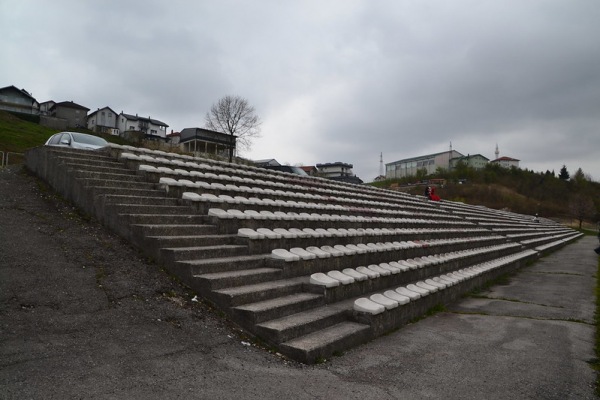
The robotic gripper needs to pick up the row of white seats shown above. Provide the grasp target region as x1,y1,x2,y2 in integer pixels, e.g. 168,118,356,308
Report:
534,234,581,252
115,145,435,210
273,240,518,263
134,160,440,213
237,226,488,240
205,207,472,226
117,147,550,228
521,232,579,246
352,249,539,314
160,172,447,216
117,146,522,218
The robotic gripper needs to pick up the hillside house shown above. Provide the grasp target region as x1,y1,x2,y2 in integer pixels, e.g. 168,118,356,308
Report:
316,162,363,184
450,154,489,170
179,127,236,156
0,85,39,115
50,101,90,128
39,100,56,115
491,156,520,169
87,106,119,135
118,113,168,139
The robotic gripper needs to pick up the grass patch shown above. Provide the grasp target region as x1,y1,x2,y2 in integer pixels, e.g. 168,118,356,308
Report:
465,271,515,298
0,110,133,155
409,303,447,324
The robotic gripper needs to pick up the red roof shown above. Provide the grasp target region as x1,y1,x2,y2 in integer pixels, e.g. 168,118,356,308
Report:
493,156,520,162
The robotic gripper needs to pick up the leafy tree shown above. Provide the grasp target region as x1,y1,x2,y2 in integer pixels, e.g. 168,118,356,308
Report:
415,168,428,180
572,167,587,186
205,95,261,162
558,165,570,180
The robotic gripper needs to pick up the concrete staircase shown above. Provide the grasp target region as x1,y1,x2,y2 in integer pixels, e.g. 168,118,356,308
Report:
25,146,582,363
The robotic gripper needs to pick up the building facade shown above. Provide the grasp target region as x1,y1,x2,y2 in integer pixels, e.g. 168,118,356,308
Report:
179,127,236,157
316,162,363,184
490,156,520,168
50,101,89,128
87,106,119,135
0,85,39,115
39,100,56,115
386,150,463,179
118,113,168,139
450,154,489,170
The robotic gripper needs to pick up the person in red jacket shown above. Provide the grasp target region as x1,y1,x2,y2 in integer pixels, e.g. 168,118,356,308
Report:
430,186,441,201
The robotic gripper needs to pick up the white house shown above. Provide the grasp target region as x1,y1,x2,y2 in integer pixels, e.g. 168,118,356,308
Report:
316,162,363,184
88,106,119,135
490,156,520,169
39,100,56,115
118,112,168,139
0,85,39,115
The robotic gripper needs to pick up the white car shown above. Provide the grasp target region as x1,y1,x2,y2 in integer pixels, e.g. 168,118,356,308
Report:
45,132,108,150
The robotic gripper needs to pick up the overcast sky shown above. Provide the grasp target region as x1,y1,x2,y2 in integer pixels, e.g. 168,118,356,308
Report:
2,0,599,181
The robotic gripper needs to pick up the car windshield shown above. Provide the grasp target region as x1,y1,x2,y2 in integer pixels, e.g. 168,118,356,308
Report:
288,166,308,176
71,133,108,146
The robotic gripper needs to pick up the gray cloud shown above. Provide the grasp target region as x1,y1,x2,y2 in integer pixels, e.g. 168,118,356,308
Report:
2,0,599,180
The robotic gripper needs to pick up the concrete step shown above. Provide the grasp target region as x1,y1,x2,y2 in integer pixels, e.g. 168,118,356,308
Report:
161,244,249,262
110,204,195,215
89,186,165,198
74,170,146,182
121,213,210,225
255,302,352,343
210,275,300,304
131,224,218,236
178,254,268,275
279,321,371,364
48,148,115,162
145,234,237,248
64,161,136,176
232,292,324,325
57,156,124,169
79,178,156,190
102,194,181,206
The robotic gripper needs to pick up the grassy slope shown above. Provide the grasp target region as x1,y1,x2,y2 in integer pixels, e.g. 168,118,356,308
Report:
0,111,60,153
0,111,131,154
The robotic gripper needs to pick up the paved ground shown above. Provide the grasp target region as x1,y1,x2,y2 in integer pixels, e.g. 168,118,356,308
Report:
1,165,598,399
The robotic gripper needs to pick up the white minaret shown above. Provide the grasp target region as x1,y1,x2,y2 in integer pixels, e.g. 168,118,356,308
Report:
379,152,384,177
495,144,499,160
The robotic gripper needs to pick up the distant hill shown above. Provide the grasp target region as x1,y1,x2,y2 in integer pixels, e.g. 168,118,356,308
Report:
372,164,600,229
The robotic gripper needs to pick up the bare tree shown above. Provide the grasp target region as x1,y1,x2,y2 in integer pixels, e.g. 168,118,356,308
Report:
205,95,261,162
569,194,595,229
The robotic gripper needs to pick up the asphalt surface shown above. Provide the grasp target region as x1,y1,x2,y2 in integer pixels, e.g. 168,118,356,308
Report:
1,165,598,399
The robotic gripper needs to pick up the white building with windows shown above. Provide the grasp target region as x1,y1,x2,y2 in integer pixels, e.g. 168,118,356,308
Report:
386,150,463,179
316,162,363,184
0,85,39,115
88,106,119,135
490,156,520,168
118,112,168,139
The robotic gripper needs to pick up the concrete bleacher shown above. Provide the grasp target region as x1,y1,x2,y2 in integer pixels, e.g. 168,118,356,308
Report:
25,144,583,363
